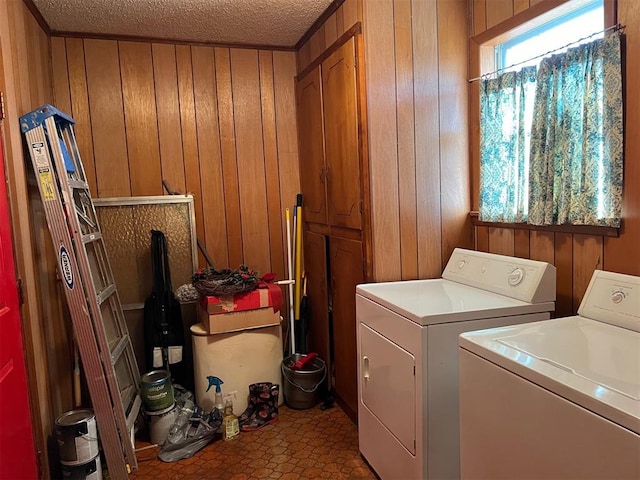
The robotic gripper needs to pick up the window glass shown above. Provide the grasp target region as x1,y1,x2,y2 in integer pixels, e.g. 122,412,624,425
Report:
496,0,604,72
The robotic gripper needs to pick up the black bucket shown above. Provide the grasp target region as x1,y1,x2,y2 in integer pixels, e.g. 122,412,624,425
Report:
281,354,326,409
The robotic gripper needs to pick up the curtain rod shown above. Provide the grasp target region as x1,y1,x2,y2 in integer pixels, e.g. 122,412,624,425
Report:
468,23,624,83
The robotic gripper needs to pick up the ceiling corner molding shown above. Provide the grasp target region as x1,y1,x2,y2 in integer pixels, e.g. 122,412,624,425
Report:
295,0,345,50
23,0,51,35
50,30,296,52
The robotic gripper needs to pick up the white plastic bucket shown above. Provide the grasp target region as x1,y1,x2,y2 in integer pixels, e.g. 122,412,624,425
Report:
60,454,102,480
55,409,99,466
146,403,178,445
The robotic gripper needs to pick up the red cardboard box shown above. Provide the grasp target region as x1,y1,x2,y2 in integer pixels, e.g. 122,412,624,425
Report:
200,282,283,315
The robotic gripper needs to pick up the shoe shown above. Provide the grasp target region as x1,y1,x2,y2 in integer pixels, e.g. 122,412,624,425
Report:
238,382,271,427
241,384,279,432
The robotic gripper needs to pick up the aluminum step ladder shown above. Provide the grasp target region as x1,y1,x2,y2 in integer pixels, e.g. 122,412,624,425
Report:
20,105,141,478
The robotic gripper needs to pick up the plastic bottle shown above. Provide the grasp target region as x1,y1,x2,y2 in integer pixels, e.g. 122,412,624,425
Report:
222,394,239,441
206,376,225,412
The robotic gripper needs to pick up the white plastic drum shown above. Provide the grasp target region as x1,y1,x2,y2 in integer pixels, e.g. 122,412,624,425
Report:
55,409,99,466
191,323,283,415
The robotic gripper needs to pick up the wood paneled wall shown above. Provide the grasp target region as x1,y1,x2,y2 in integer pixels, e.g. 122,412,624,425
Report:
296,0,362,73
363,0,472,281
0,0,62,476
51,38,300,279
470,0,640,316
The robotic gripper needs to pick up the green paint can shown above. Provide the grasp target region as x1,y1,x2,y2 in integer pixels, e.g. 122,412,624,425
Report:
140,370,174,412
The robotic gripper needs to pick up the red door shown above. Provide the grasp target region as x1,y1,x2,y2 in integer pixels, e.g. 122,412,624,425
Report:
0,132,39,479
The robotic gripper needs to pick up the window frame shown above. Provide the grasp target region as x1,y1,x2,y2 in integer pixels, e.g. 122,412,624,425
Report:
469,0,618,234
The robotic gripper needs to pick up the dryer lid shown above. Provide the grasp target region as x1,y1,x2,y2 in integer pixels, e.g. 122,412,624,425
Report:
356,279,554,325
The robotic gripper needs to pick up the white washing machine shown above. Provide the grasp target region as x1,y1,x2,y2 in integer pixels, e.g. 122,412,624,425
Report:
459,270,640,480
356,248,556,480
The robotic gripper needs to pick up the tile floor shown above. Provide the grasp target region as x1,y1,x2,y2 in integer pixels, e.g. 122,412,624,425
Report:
130,404,376,480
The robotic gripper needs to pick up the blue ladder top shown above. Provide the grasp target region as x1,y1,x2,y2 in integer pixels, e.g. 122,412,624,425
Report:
20,104,75,133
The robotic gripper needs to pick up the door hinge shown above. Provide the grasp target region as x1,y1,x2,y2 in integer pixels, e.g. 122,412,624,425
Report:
354,55,358,70
0,91,5,120
17,278,24,306
413,365,416,376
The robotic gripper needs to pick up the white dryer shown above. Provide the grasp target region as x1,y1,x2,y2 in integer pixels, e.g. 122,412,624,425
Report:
356,248,556,480
459,270,640,480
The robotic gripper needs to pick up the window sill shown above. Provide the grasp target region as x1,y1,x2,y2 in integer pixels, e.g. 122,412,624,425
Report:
469,212,620,237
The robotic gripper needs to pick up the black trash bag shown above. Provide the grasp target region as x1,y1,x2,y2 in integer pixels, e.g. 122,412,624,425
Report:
157,398,222,463
144,230,187,386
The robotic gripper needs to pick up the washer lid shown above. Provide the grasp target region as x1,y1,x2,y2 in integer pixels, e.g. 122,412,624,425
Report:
356,279,554,325
459,316,640,434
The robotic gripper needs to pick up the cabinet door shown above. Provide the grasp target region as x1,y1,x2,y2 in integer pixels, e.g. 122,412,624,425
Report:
330,236,363,417
322,37,362,230
296,66,327,225
303,231,330,380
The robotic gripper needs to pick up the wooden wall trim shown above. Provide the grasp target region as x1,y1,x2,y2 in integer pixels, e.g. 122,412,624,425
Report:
296,23,363,80
295,0,346,50
471,214,620,237
22,0,51,35
51,32,296,52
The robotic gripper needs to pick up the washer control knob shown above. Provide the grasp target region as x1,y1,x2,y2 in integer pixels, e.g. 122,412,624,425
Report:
457,260,466,270
611,290,626,304
508,268,525,286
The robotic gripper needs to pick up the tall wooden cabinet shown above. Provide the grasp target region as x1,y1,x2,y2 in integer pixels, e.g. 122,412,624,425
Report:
296,34,367,420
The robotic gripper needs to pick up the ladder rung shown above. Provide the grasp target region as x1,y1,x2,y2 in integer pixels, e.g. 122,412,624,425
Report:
120,385,136,415
69,179,90,190
82,232,102,244
97,284,116,305
110,335,130,364
126,395,142,432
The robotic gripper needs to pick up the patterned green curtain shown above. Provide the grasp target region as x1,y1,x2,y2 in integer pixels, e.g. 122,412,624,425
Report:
528,32,623,227
479,66,537,222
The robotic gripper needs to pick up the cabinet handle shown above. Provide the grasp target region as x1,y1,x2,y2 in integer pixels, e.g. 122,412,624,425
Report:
363,356,370,381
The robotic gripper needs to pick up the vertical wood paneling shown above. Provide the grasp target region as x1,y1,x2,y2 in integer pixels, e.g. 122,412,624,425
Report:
473,0,487,35
476,226,490,252
84,39,131,197
324,12,339,47
514,229,530,259
1,4,58,475
336,4,346,34
529,231,554,264
487,0,514,28
413,0,442,278
230,48,271,274
572,234,603,311
365,0,401,281
554,232,573,318
259,50,286,279
297,42,312,74
51,37,71,114
488,227,514,256
310,29,324,63
273,52,301,222
343,0,361,29
514,0,531,14
65,39,98,195
175,45,206,266
438,0,472,265
395,0,418,280
605,0,640,277
191,46,228,267
119,41,162,196
214,47,243,268
152,43,186,194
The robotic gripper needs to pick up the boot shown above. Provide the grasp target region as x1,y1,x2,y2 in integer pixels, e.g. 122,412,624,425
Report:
238,382,271,427
240,383,279,431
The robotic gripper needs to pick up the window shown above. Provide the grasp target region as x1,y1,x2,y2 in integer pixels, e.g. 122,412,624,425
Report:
478,0,623,228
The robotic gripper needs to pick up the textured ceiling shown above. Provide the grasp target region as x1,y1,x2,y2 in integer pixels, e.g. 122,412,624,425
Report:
31,0,334,47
